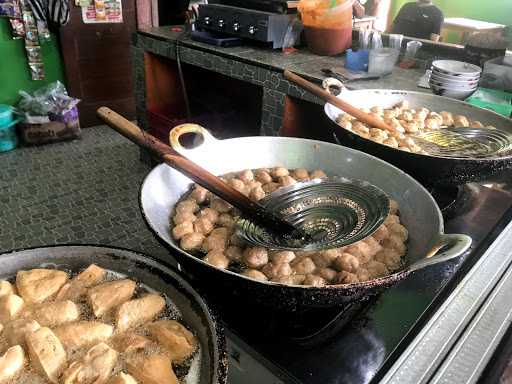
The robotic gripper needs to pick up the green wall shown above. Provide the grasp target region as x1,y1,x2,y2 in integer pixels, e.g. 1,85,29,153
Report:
390,0,512,43
0,18,65,106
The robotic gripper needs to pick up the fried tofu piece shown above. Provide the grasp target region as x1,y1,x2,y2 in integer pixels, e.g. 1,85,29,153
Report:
3,319,41,347
111,333,151,353
107,373,138,384
127,354,178,384
26,327,67,383
23,300,80,327
62,343,118,384
56,264,107,301
148,320,197,363
16,269,68,304
87,279,136,317
0,281,15,298
0,345,25,383
54,321,114,351
115,294,165,333
0,295,24,324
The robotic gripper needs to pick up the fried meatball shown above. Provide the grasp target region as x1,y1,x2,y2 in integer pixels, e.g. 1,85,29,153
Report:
336,271,359,284
401,121,419,134
303,274,326,287
292,168,309,181
279,176,297,187
470,120,484,128
272,167,289,178
375,248,402,271
243,247,269,269
381,234,407,256
198,208,219,224
273,275,305,285
333,253,360,273
291,257,316,275
229,178,247,194
172,221,194,240
242,269,268,281
225,246,243,262
394,100,409,110
346,242,373,264
176,200,199,215
255,170,273,184
398,111,414,122
318,268,337,283
210,198,231,213
217,213,236,228
173,212,196,225
440,111,454,126
270,251,296,264
239,169,254,183
356,268,371,282
366,260,389,279
365,236,383,256
383,137,399,148
453,115,469,127
311,250,339,269
192,217,213,235
387,222,408,242
203,251,230,269
190,185,209,204
384,214,400,226
249,186,266,201
262,263,292,279
229,233,245,247
310,170,327,179
180,233,205,251
245,180,262,190
370,106,384,115
373,224,389,243
262,182,280,194
202,228,230,252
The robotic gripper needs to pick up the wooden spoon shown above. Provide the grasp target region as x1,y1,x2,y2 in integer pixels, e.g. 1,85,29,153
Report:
284,69,396,134
97,107,304,238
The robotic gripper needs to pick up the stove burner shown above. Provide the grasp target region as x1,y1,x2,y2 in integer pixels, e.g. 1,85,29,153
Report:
430,184,477,219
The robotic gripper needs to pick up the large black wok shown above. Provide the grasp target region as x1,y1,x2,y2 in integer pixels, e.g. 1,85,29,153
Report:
324,89,512,187
0,245,228,384
139,124,472,311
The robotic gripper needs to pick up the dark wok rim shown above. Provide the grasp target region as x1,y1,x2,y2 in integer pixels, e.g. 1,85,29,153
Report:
324,89,512,161
138,145,431,293
0,243,229,384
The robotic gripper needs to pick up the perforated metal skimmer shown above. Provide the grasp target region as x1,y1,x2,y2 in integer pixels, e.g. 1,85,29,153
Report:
415,127,512,159
236,177,390,251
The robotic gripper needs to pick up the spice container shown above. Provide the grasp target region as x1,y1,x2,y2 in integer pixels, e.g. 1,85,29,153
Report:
368,48,400,76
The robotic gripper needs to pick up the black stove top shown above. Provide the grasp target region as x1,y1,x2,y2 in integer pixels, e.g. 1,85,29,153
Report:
206,184,512,384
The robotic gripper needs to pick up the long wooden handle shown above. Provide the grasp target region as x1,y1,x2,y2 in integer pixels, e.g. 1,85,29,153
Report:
97,107,302,237
284,70,395,133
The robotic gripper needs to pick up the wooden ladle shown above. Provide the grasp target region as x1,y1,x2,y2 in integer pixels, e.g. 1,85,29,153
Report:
97,107,304,238
284,69,396,134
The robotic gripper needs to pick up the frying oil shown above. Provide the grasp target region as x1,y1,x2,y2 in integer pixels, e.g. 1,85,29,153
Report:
1,266,201,384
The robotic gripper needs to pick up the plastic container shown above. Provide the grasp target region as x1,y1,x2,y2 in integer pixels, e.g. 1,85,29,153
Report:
299,0,354,56
0,120,19,152
346,49,369,71
0,104,13,126
368,48,400,76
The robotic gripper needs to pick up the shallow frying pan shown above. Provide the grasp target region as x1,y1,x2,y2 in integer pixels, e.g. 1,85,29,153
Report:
139,124,472,311
323,89,512,187
0,245,228,384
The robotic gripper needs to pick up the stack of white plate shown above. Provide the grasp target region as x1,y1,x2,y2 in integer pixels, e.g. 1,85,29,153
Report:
429,60,482,100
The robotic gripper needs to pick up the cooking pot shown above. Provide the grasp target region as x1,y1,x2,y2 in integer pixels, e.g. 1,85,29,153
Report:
324,89,512,186
139,125,471,310
0,245,228,384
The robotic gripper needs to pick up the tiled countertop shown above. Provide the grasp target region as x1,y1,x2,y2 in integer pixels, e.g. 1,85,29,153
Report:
137,27,429,93
0,126,169,260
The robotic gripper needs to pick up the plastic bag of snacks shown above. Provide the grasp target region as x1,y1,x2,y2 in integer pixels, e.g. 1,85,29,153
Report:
17,81,82,145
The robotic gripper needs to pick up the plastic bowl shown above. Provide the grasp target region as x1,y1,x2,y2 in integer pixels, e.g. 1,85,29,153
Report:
0,105,13,126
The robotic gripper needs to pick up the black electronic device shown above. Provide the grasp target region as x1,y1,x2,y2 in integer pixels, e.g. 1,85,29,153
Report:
196,2,297,49
191,30,243,47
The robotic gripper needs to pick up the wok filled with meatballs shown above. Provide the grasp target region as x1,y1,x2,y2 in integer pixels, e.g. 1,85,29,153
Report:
324,89,512,186
172,167,408,287
0,245,228,384
140,125,471,310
